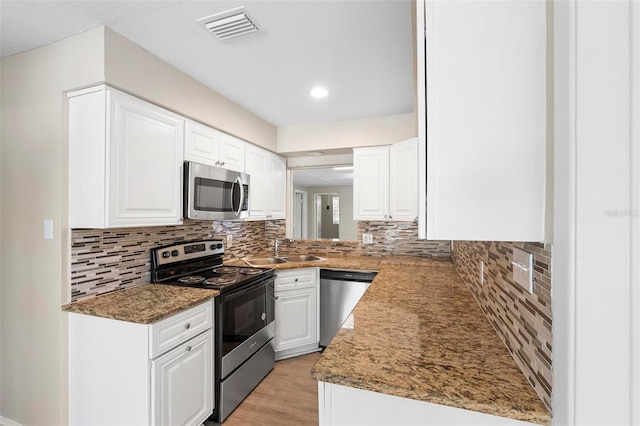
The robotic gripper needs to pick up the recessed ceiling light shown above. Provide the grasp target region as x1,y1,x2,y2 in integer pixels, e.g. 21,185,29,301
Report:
307,151,325,156
310,87,329,98
333,166,353,171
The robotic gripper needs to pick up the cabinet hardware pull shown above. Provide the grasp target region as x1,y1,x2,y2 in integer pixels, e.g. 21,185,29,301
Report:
294,278,298,282
184,323,191,330
186,346,192,352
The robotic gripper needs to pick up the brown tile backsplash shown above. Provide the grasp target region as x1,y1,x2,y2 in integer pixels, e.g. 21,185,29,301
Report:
276,220,451,258
451,241,552,411
70,219,449,301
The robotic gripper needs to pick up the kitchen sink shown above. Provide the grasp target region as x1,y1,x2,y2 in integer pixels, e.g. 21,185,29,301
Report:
244,257,288,266
243,254,326,267
278,254,326,262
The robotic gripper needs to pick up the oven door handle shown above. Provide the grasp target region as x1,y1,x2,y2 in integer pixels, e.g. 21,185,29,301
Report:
232,176,244,217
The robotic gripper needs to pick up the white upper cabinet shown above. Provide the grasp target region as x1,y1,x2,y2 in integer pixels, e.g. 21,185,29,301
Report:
269,154,287,219
418,0,547,241
69,85,184,228
184,119,245,173
245,144,286,220
353,138,417,221
218,133,246,173
389,138,418,221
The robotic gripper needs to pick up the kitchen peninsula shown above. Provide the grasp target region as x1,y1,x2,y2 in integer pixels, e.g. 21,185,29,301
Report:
234,255,551,425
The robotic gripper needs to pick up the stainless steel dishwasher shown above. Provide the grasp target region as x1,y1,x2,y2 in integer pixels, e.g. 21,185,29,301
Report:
319,269,378,347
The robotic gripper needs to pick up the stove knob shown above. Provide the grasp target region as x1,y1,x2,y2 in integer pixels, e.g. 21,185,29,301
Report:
210,244,216,250
171,250,179,257
216,243,223,249
162,251,171,259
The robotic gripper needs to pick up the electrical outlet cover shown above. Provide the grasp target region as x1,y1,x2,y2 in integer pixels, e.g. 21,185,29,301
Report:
362,233,373,244
512,247,533,294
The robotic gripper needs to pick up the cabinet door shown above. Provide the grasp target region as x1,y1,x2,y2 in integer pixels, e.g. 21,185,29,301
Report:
108,89,184,227
269,154,287,219
245,144,269,220
184,120,220,166
152,331,213,426
219,133,246,173
389,138,418,221
275,287,317,352
353,146,390,220
423,0,546,241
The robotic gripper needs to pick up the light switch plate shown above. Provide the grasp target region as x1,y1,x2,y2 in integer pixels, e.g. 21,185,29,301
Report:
512,247,534,294
43,219,53,240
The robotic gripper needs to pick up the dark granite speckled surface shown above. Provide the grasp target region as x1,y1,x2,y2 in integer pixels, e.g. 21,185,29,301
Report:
62,284,219,324
229,254,551,425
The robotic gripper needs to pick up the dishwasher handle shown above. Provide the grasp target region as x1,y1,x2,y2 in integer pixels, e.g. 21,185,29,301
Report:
319,269,377,282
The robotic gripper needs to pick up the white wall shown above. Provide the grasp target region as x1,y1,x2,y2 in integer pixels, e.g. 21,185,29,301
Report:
104,28,277,152
277,113,415,155
553,1,639,424
0,27,106,426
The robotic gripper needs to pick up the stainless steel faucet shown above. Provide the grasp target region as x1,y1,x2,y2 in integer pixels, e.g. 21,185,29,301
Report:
274,237,280,256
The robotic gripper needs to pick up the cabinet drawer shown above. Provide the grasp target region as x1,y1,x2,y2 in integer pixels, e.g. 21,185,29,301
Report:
276,268,317,291
150,301,213,359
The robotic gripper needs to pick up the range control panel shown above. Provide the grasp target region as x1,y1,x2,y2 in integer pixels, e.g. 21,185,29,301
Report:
153,239,224,266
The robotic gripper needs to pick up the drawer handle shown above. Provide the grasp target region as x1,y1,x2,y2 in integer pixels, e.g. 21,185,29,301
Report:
186,346,192,352
184,323,191,330
294,278,299,282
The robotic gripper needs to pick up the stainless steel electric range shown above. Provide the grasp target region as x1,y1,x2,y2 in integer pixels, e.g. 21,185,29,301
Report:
151,239,275,423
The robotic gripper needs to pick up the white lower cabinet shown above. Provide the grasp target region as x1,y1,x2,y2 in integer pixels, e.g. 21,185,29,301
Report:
69,301,214,426
274,268,320,360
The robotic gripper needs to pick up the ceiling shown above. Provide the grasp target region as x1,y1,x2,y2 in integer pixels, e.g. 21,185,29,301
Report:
292,167,353,187
0,0,414,128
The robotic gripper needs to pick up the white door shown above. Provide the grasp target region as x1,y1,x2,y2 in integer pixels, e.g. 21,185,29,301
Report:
389,138,418,221
293,190,306,239
108,89,184,227
151,331,213,426
275,287,317,351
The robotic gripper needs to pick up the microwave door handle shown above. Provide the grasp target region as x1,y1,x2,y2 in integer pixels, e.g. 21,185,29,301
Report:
233,176,244,217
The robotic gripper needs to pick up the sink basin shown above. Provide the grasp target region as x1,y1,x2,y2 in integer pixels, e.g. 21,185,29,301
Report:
244,254,326,267
278,254,326,263
244,257,288,266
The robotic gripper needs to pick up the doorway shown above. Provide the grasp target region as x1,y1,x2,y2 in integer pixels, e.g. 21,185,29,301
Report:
314,193,339,239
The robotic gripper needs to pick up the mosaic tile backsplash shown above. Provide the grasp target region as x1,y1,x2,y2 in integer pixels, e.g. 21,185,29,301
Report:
274,220,451,258
70,219,450,301
451,241,552,411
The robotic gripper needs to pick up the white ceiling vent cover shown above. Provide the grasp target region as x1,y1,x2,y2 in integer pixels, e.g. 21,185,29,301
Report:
197,7,259,42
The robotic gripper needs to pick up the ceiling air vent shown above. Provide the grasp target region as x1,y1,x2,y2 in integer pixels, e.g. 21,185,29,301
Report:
197,7,259,42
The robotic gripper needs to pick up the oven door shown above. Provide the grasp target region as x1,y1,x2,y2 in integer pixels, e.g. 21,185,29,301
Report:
184,161,250,220
220,275,275,378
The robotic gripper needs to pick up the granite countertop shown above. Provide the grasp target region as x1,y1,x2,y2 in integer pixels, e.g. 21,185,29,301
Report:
230,254,550,425
62,284,219,324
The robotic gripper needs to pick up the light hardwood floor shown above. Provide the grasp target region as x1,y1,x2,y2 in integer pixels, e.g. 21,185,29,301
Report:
208,352,321,426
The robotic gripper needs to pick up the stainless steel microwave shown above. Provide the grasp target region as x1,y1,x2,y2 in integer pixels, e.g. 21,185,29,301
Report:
184,161,250,221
